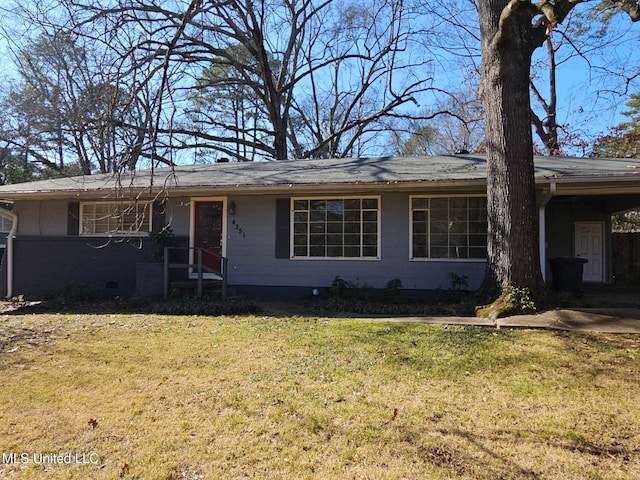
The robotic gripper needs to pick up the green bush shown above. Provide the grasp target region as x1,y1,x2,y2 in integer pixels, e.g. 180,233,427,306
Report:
503,286,536,313
330,275,355,297
383,278,404,303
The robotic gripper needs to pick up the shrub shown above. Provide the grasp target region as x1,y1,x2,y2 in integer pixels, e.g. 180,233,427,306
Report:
150,297,262,316
383,278,404,303
330,275,354,297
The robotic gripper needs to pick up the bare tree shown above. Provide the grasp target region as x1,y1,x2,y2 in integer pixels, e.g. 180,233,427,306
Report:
389,87,484,156
0,17,156,174
23,0,437,163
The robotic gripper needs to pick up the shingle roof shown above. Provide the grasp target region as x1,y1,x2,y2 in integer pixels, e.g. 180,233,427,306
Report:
0,154,638,199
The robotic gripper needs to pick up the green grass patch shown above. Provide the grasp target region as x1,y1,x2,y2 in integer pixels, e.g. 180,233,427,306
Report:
0,312,639,479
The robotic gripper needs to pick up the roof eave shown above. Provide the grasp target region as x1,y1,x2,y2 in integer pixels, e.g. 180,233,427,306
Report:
0,178,490,201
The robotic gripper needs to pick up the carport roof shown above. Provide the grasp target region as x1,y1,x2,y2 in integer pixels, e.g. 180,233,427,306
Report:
0,154,639,200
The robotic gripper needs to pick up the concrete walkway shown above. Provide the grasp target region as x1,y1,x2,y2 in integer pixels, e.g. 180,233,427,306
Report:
260,303,640,334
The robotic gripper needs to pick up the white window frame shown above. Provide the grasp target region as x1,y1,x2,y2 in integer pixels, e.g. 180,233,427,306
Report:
79,201,153,236
291,196,381,260
409,194,487,262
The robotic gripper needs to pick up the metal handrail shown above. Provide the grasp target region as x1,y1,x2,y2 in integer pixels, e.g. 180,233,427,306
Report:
163,246,228,300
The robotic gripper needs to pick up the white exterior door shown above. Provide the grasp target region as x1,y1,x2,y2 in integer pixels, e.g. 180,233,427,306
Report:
575,222,604,283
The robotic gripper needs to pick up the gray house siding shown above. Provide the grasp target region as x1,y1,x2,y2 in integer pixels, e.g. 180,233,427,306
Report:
0,235,156,298
224,192,486,297
13,200,70,236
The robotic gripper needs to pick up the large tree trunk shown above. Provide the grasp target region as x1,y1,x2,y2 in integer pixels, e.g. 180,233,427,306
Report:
478,0,546,302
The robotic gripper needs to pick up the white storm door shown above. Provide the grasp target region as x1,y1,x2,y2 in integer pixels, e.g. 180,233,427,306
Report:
575,222,604,283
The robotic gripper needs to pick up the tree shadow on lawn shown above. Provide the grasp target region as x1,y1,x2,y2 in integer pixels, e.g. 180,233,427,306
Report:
410,424,639,480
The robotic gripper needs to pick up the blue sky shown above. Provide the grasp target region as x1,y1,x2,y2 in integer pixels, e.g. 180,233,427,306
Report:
530,9,640,151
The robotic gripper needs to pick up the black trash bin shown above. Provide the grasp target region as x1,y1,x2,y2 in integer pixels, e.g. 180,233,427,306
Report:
548,257,588,293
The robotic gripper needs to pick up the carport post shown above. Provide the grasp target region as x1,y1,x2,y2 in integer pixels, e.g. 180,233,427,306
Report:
538,182,556,282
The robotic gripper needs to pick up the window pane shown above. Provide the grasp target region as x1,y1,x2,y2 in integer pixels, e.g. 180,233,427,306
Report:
309,234,325,247
431,222,448,235
294,211,308,223
344,234,360,246
310,210,325,222
82,218,95,235
344,246,360,257
327,222,343,234
344,211,360,222
362,211,377,222
413,221,427,234
431,233,448,248
310,222,326,234
449,221,467,234
431,198,448,210
413,210,427,223
362,198,378,209
431,246,448,258
294,234,308,246
310,200,326,212
362,246,377,257
363,222,377,234
412,197,429,209
469,221,486,234
450,246,468,258
469,208,487,222
344,199,360,210
469,234,487,247
430,207,448,222
327,234,343,246
344,222,360,234
293,222,308,234
450,197,467,210
294,200,308,210
470,247,487,258
363,234,377,246
413,234,427,258
468,197,485,209
95,216,111,233
326,200,344,221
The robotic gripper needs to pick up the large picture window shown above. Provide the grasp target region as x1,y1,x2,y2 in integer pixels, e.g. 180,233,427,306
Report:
80,201,152,236
292,197,379,259
411,196,487,260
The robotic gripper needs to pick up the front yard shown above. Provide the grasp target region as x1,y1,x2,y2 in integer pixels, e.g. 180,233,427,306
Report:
1,309,639,479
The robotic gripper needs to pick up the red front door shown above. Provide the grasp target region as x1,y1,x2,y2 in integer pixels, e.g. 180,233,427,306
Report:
194,201,223,274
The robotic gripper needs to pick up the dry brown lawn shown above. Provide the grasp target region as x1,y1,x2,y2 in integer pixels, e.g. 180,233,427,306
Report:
1,309,639,479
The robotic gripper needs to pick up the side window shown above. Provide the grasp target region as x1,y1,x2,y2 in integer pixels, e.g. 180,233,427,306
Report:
79,201,152,236
410,196,487,260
